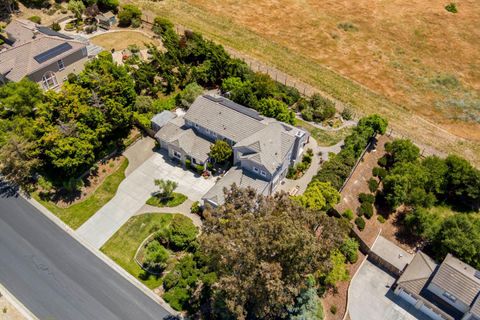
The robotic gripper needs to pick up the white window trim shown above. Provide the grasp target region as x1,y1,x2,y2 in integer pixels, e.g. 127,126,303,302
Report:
260,170,267,177
253,167,259,173
57,59,65,71
442,291,457,302
41,71,58,90
173,150,182,159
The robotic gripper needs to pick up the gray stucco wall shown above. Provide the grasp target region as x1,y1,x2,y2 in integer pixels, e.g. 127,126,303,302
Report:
28,48,88,89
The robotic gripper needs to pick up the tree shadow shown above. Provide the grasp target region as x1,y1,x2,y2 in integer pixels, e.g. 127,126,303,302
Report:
0,180,19,198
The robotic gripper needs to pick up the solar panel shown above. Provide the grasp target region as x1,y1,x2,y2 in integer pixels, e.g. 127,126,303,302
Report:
34,43,73,64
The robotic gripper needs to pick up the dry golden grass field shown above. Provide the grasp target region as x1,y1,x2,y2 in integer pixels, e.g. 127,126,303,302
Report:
128,0,480,165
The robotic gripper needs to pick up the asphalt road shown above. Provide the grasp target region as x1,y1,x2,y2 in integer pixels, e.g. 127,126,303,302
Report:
0,184,172,320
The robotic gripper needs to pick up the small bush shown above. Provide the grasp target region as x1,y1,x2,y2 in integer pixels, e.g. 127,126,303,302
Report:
330,305,337,315
28,16,42,24
185,159,191,168
195,164,204,174
163,287,189,311
51,22,61,31
64,22,75,31
377,216,386,223
358,193,375,204
337,22,358,32
372,166,387,179
131,17,141,28
368,178,379,193
340,237,359,263
142,240,169,272
169,215,198,250
355,216,366,230
190,201,201,214
377,155,388,167
445,2,457,13
342,209,354,220
359,202,374,219
341,107,353,120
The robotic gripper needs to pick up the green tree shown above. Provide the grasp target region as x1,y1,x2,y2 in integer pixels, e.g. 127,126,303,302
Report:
96,0,118,11
208,140,232,164
118,4,141,27
0,134,40,187
0,79,43,118
143,240,169,271
169,215,198,250
257,98,295,124
422,156,448,196
357,114,388,135
444,155,480,209
154,179,178,199
176,83,203,109
289,276,323,320
385,139,420,165
324,249,349,287
340,237,359,263
198,187,349,319
297,181,340,211
68,0,86,20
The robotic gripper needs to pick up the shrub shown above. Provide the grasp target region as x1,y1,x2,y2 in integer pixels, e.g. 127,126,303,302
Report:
51,22,61,31
355,216,366,230
377,155,388,167
64,23,75,31
118,4,141,27
330,305,337,315
185,158,191,168
131,17,141,28
359,202,374,219
340,238,359,263
28,16,41,24
358,193,375,204
341,107,353,120
377,215,386,223
445,2,457,13
301,108,313,122
372,166,387,180
163,287,189,311
190,201,201,214
169,215,198,250
195,164,204,174
143,240,169,272
337,22,358,32
368,178,379,193
342,209,354,220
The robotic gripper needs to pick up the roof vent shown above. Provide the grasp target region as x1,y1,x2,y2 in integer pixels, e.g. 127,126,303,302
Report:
475,270,480,280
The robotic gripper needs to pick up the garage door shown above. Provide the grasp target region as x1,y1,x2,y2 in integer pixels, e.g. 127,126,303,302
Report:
398,290,418,305
420,305,443,320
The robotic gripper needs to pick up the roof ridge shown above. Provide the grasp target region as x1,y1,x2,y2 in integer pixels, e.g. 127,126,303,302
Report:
419,252,436,272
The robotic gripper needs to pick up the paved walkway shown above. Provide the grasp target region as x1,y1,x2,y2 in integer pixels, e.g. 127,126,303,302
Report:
76,151,215,249
277,136,344,195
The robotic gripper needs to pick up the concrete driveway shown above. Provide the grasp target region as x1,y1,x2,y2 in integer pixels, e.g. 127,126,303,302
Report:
349,260,431,320
76,151,215,249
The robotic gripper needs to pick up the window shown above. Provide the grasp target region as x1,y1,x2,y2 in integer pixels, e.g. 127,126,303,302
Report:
57,59,65,71
253,167,259,173
41,71,58,90
173,150,182,159
260,170,267,177
194,123,199,128
442,292,457,302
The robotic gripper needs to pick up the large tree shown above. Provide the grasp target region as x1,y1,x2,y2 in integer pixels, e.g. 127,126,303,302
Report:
0,134,39,186
208,140,232,164
198,186,349,319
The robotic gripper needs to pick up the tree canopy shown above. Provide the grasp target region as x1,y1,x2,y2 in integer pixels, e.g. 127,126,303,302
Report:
209,140,233,164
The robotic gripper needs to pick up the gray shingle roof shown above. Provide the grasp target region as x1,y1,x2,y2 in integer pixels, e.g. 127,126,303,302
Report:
397,251,437,295
430,254,480,308
202,166,270,206
151,111,176,130
184,95,266,143
155,117,212,163
0,36,86,82
236,122,296,174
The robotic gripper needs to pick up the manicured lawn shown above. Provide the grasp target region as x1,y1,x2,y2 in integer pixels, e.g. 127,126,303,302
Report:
90,31,160,51
101,213,177,289
147,193,187,208
296,119,353,147
33,158,129,230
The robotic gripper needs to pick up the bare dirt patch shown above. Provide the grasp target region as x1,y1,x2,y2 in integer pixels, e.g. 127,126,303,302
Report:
0,292,26,320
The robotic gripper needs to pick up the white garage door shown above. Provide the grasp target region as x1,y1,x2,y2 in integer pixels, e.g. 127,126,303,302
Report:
420,305,443,320
398,290,418,306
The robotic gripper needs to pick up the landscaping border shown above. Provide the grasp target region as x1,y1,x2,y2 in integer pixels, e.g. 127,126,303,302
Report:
133,232,164,276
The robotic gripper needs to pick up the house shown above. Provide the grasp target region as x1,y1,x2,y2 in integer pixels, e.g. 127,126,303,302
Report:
154,94,309,207
394,252,480,320
0,19,89,90
96,12,116,30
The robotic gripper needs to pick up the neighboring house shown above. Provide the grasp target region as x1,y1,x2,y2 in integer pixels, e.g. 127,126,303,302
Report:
96,11,116,30
154,94,309,207
394,252,480,320
0,19,90,90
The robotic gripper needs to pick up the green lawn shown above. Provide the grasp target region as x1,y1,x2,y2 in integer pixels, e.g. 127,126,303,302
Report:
146,192,187,208
101,213,177,289
296,119,353,147
33,158,129,230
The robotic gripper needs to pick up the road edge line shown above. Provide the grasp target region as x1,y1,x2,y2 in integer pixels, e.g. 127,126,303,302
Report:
25,195,178,317
0,282,38,320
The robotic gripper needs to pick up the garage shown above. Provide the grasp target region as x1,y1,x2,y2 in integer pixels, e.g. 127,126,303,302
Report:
420,304,444,320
